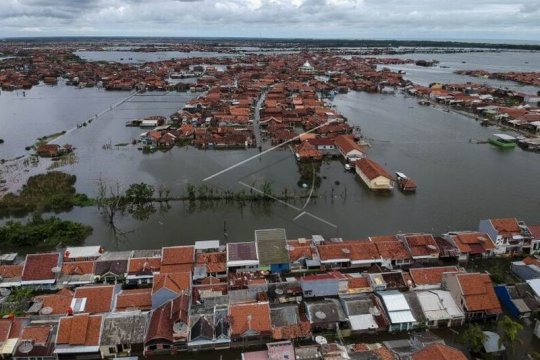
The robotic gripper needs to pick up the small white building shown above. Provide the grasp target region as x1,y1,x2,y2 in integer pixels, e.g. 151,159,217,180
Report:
415,290,465,328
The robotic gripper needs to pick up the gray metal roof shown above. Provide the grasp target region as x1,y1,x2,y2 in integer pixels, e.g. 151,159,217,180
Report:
255,228,289,265
100,311,149,345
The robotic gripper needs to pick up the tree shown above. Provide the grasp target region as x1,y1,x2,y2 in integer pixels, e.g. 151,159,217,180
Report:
95,177,125,226
498,315,523,353
125,183,154,204
459,323,487,354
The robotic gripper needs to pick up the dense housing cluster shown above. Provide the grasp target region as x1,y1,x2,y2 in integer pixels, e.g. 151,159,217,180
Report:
0,218,538,358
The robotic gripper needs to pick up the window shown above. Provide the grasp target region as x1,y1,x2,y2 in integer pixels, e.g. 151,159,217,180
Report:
109,347,116,353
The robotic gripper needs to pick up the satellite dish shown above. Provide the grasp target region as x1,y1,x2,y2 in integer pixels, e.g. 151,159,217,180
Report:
18,341,34,354
0,288,11,297
315,311,327,320
426,245,437,250
315,336,328,345
275,289,284,295
342,248,351,254
369,306,381,316
173,322,185,334
51,266,62,274
40,306,53,315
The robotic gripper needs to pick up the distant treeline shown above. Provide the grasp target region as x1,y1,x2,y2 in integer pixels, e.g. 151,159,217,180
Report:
4,37,540,51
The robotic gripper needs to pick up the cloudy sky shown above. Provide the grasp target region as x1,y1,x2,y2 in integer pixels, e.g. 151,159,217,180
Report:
1,0,539,41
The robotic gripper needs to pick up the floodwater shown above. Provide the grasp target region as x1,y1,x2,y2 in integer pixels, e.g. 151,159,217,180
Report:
74,50,239,63
373,51,540,93
1,51,540,251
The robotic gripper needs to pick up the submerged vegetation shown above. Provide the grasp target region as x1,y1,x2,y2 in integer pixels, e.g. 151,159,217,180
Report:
0,214,93,249
0,171,92,217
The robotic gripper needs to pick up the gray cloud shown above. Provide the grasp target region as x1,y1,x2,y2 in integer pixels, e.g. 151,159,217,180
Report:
0,0,538,40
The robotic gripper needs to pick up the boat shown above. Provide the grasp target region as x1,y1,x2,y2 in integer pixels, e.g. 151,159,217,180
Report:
418,100,430,106
395,172,416,193
125,119,142,127
488,134,516,149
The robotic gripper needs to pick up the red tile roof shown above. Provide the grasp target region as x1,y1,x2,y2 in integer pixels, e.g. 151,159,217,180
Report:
196,252,226,273
371,236,411,260
412,343,467,360
0,264,23,278
56,314,102,346
128,257,161,275
21,253,60,282
35,289,74,315
73,285,114,314
451,232,495,253
334,135,362,155
356,158,392,180
409,266,459,286
317,243,351,262
115,288,152,311
403,234,440,257
61,261,95,276
490,218,521,237
456,273,502,313
528,225,540,239
20,325,51,345
0,320,12,342
153,272,191,295
287,239,316,262
229,302,272,336
161,246,194,266
349,240,381,261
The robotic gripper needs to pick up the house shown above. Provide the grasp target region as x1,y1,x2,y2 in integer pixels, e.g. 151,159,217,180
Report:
370,235,412,269
270,304,311,341
60,260,95,286
152,272,191,309
255,229,290,273
294,141,323,161
227,242,259,272
12,324,55,360
299,273,340,298
99,311,148,358
511,256,540,280
72,285,117,314
0,264,23,288
304,298,347,333
20,253,61,289
286,238,321,272
63,246,103,262
442,272,502,321
36,144,61,157
479,218,531,254
412,343,467,360
33,288,74,316
409,266,460,290
127,254,161,285
94,251,132,283
415,290,465,327
195,251,227,279
529,225,540,255
306,138,338,156
494,283,540,319
340,294,388,333
376,290,418,332
333,135,364,161
161,246,194,273
115,288,152,312
229,302,272,344
54,314,102,358
355,158,393,191
144,294,191,355
0,317,27,358
442,231,496,262
188,306,231,351
399,234,440,262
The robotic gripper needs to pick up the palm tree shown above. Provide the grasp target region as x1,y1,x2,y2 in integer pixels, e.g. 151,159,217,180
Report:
498,315,523,354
